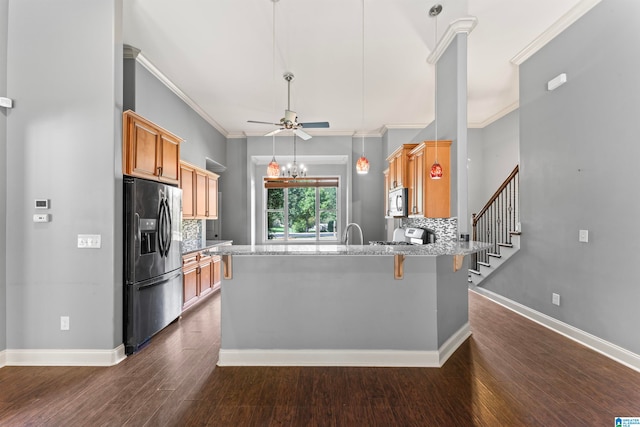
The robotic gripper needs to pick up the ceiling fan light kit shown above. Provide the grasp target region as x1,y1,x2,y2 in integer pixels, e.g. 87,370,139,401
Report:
248,72,330,142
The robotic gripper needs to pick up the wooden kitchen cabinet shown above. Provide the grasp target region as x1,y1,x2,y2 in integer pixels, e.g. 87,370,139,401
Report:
182,253,199,310
181,251,222,312
180,161,219,220
408,140,451,218
386,144,417,189
123,110,181,185
180,162,196,218
383,168,390,217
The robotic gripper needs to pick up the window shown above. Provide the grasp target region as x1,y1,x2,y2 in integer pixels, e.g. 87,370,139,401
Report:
265,177,339,242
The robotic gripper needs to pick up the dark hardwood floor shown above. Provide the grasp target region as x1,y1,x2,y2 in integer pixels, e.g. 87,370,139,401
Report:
1,289,639,426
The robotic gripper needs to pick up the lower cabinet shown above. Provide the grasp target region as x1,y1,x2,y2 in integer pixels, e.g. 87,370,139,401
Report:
182,251,222,312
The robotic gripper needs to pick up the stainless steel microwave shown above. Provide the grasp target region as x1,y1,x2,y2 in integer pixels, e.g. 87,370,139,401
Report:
388,187,408,217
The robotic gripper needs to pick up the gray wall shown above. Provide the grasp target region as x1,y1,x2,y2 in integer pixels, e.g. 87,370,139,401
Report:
224,137,250,244
467,110,520,216
482,0,640,355
5,0,123,349
244,134,386,245
130,62,226,171
0,0,8,352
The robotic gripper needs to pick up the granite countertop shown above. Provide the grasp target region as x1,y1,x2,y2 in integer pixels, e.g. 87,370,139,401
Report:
182,240,233,255
203,240,491,257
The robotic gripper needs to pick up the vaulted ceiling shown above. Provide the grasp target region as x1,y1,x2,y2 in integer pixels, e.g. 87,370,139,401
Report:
123,0,598,138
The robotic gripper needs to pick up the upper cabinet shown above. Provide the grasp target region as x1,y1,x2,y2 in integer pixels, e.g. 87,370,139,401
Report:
408,141,451,218
386,144,417,190
123,110,182,185
180,161,219,220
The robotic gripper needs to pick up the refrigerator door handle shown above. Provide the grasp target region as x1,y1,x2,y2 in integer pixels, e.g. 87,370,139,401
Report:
134,212,141,254
157,197,167,256
163,198,172,257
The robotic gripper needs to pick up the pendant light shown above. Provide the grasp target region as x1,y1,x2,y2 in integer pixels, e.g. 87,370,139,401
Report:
429,4,443,180
266,0,280,177
355,0,370,175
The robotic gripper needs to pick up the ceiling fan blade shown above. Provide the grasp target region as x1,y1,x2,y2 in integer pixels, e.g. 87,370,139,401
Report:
248,120,279,126
265,128,284,137
294,129,312,140
299,121,330,129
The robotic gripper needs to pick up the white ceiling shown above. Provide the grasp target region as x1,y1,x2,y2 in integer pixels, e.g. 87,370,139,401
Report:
123,0,597,138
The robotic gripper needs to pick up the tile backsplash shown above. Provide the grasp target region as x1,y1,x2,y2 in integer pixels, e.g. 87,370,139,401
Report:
182,219,202,253
401,217,458,242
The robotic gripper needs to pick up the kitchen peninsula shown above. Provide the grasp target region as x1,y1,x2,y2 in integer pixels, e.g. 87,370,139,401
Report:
206,241,490,367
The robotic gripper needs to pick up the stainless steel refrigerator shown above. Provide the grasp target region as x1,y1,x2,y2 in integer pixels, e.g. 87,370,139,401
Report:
124,176,182,354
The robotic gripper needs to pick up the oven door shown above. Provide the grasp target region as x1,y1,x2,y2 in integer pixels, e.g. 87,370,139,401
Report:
388,187,408,217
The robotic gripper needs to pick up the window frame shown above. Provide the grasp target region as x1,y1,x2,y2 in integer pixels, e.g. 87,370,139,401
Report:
264,177,340,243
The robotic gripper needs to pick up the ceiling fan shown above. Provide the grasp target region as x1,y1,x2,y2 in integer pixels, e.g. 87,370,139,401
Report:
248,72,329,140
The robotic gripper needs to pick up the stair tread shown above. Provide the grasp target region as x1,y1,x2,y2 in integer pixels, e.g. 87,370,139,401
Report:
469,269,481,275
487,252,502,258
477,261,491,267
498,243,513,248
510,231,521,235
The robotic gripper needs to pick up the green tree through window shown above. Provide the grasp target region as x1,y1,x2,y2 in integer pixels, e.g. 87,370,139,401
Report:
265,178,339,242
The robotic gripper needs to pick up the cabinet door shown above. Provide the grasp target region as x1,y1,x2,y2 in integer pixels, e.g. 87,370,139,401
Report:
195,170,207,218
407,154,415,213
180,164,195,219
388,159,396,189
413,149,425,216
394,155,404,188
129,119,160,178
212,256,221,292
199,257,213,296
206,174,218,219
158,134,180,184
383,169,390,217
183,265,199,310
424,141,451,218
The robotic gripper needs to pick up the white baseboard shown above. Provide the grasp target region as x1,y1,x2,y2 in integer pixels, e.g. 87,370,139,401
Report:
2,344,126,367
439,322,472,366
218,324,471,368
470,287,640,373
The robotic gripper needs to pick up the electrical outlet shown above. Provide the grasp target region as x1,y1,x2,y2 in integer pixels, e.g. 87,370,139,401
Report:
552,293,560,306
579,229,589,243
60,316,70,330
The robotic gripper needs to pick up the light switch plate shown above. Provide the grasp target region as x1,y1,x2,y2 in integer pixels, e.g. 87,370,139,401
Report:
78,234,101,249
33,214,50,223
579,229,589,243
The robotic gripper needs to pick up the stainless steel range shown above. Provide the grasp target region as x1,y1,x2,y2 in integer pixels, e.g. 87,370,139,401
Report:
369,227,436,246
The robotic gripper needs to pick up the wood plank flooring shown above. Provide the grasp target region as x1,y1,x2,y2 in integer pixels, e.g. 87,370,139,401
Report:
0,289,639,426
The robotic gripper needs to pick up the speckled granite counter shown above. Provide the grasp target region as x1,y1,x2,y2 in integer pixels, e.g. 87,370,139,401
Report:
205,240,490,256
182,240,233,255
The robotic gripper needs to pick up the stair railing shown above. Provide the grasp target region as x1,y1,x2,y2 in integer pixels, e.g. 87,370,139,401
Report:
471,165,519,272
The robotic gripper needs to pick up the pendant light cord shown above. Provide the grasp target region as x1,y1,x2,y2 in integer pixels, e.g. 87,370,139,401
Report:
361,0,365,157
271,0,277,161
433,6,438,163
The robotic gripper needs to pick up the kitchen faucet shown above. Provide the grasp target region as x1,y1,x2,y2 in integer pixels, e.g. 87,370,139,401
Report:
343,223,364,245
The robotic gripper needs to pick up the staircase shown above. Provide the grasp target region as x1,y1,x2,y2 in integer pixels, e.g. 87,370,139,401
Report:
469,165,520,286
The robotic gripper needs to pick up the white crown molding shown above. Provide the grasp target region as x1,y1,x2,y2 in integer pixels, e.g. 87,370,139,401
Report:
218,324,469,367
468,101,519,129
510,0,602,65
428,17,478,65
134,52,229,137
470,287,640,373
3,345,126,367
